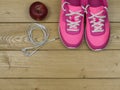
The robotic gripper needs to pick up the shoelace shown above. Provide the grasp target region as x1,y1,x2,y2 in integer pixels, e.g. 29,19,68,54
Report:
62,2,84,32
84,5,108,33
22,23,58,56
89,10,106,33
82,5,89,14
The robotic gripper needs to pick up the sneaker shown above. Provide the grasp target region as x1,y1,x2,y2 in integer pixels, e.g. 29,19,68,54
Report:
85,0,110,51
59,0,85,48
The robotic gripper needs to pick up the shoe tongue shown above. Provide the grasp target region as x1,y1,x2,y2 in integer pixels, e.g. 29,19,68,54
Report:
89,6,105,35
68,4,82,11
67,0,80,6
66,5,82,34
89,6,104,14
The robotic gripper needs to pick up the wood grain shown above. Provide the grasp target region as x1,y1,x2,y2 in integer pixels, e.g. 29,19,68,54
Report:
0,0,119,22
0,0,120,89
0,23,119,50
0,50,120,78
0,79,120,90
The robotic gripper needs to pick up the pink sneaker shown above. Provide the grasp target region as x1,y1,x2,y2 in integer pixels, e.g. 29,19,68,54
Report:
59,0,85,48
85,0,110,51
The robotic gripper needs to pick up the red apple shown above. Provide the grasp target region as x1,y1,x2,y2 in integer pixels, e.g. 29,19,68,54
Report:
29,1,48,21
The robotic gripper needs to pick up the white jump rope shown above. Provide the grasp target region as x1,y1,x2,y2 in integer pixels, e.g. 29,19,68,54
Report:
22,23,58,56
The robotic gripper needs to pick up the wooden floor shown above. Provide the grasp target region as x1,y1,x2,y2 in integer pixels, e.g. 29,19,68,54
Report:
0,0,120,89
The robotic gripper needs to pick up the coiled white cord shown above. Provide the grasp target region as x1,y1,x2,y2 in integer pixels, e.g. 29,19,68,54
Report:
22,23,58,56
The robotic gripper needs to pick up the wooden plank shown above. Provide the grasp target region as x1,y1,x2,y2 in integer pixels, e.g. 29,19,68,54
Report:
0,0,119,22
0,79,120,90
0,23,119,50
0,50,120,78
0,0,60,22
